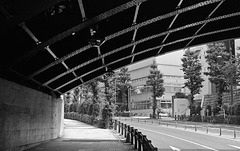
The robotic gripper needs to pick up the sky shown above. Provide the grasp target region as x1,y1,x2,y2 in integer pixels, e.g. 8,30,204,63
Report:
156,49,185,66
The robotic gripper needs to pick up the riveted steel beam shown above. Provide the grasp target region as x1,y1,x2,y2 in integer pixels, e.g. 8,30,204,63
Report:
185,0,225,47
28,0,221,78
20,23,79,85
44,11,240,86
77,0,87,21
11,0,149,67
61,24,240,94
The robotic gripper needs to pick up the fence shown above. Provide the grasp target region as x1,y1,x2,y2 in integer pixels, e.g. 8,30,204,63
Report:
117,117,239,139
114,120,158,151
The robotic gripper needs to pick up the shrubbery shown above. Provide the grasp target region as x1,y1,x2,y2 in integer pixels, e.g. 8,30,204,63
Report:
189,114,240,125
212,115,225,123
64,112,100,127
188,115,202,122
115,112,131,117
227,116,240,125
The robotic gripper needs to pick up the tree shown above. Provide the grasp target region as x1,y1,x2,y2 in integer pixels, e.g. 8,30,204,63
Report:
181,49,204,116
205,42,229,107
100,71,116,105
234,104,240,116
219,56,240,114
146,60,165,118
175,92,188,99
84,78,101,117
195,105,202,115
116,67,131,111
63,91,75,112
205,42,240,108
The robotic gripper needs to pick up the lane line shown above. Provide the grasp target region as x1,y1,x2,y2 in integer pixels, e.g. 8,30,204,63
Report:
135,127,219,151
170,145,181,151
229,144,240,149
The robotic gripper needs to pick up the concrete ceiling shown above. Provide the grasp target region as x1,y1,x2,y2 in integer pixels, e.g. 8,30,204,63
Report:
1,0,240,97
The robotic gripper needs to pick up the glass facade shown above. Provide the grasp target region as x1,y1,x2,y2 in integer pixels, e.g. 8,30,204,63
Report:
130,84,183,111
131,100,152,110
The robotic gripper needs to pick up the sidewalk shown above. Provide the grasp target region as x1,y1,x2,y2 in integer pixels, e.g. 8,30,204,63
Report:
26,119,135,151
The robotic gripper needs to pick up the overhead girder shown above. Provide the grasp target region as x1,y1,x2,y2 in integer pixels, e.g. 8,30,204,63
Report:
29,0,223,79
0,0,65,34
35,11,240,92
10,0,148,67
58,10,240,94
2,0,240,96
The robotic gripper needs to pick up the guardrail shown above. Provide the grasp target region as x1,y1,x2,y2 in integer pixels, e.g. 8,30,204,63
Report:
116,117,239,139
114,119,158,151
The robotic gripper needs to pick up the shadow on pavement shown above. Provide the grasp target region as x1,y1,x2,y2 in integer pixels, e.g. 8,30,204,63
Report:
25,119,135,151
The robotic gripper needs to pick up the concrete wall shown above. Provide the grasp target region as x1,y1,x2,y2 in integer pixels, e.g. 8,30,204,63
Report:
0,78,64,151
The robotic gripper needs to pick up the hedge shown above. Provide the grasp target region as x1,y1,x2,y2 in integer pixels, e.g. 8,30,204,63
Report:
64,112,99,126
227,116,240,125
191,115,240,125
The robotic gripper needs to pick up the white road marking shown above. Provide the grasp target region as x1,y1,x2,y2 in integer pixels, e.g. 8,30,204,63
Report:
229,144,240,149
137,127,219,151
170,145,181,151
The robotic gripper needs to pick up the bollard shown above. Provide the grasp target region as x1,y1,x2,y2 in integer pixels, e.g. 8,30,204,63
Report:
233,128,236,139
114,120,117,130
219,127,222,136
175,115,177,120
175,121,177,128
126,125,130,143
142,135,147,150
167,121,169,127
124,124,127,138
134,129,138,149
121,123,124,135
206,125,208,134
118,121,121,133
147,140,152,150
131,127,134,145
138,132,142,151
195,124,197,132
153,147,158,151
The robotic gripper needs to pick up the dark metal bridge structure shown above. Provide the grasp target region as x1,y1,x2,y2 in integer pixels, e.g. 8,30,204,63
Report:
1,0,240,97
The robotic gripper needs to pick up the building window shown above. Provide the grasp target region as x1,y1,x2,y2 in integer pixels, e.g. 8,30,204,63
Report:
174,87,181,92
131,100,152,110
165,86,171,93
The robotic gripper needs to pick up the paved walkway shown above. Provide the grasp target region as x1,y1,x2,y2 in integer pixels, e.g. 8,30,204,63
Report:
26,119,135,151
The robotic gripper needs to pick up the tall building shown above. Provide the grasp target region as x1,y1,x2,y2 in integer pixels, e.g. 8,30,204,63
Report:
127,52,189,117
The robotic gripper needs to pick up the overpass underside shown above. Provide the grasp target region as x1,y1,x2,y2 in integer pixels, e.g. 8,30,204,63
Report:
0,0,240,150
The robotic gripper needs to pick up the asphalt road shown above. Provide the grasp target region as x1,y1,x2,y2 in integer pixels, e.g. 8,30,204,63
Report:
117,119,240,151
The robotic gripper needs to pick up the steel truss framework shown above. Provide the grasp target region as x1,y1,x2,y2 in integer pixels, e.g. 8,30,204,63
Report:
1,0,240,97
